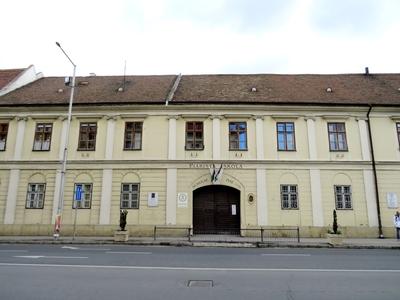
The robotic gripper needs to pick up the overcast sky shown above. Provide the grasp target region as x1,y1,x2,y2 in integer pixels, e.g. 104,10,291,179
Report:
2,0,400,76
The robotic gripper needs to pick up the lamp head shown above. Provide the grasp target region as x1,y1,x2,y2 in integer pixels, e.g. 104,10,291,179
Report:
56,42,61,47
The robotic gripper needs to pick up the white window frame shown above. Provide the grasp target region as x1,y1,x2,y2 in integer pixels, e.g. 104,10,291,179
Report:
33,123,53,151
73,183,92,209
120,183,140,209
334,185,352,209
280,184,298,209
26,183,46,209
0,123,8,151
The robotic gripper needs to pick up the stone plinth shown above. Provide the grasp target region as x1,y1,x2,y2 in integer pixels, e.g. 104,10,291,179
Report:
114,230,129,242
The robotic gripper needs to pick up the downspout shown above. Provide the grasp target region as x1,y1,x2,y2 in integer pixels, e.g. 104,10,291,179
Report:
366,105,384,238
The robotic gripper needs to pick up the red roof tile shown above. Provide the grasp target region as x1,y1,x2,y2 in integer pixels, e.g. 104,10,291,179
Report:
0,68,26,90
1,73,400,106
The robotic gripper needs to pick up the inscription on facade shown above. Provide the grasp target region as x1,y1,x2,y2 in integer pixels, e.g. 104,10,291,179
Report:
192,178,209,189
189,163,243,169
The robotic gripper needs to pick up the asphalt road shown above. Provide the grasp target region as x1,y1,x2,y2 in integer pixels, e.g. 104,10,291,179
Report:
0,244,399,300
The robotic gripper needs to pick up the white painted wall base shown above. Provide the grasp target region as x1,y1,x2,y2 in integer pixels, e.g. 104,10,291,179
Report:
4,169,20,224
166,168,177,225
256,168,268,226
363,170,379,226
51,171,62,223
212,117,221,160
310,169,324,226
99,169,113,225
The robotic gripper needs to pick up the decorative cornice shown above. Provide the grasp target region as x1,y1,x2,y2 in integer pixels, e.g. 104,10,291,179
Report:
118,114,148,119
223,114,253,119
355,117,368,121
208,115,224,120
167,115,181,120
271,115,300,120
304,116,316,121
15,116,29,122
320,114,350,120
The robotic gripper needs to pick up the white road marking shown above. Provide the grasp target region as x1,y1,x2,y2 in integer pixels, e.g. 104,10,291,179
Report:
0,250,28,252
14,256,88,259
75,248,111,251
1,263,400,273
106,251,152,255
261,254,311,257
62,246,79,250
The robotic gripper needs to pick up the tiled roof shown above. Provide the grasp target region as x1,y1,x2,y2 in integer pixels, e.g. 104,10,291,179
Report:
1,73,400,106
173,74,400,105
0,68,25,90
0,75,177,105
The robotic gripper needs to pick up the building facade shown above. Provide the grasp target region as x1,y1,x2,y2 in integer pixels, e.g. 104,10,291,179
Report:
0,73,400,237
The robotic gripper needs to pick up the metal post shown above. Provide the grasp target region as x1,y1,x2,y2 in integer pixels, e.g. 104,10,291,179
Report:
261,228,264,243
153,226,157,241
188,227,191,242
72,200,78,240
297,227,300,243
54,42,76,239
367,105,384,238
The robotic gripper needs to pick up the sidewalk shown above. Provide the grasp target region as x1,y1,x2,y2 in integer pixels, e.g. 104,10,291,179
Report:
0,235,399,249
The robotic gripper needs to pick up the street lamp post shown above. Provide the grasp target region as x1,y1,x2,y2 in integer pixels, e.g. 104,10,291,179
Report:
54,42,76,239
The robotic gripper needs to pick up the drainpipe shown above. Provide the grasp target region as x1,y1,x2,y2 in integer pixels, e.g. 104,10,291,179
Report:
366,105,384,238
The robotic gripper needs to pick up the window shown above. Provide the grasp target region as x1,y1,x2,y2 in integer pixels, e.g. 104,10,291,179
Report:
280,185,298,209
73,183,92,209
186,122,204,150
397,123,400,147
26,183,45,208
334,185,352,209
33,123,53,151
277,122,296,151
124,122,143,150
0,123,8,151
78,123,97,151
328,122,348,151
120,183,140,209
229,122,247,150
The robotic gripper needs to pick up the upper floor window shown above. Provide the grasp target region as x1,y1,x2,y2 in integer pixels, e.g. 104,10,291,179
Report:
229,122,247,150
0,123,8,151
334,185,352,209
397,123,400,147
33,123,53,151
78,123,97,151
121,183,140,209
281,184,298,209
124,122,142,150
73,183,92,209
26,183,45,209
277,122,296,151
328,122,348,151
186,122,204,150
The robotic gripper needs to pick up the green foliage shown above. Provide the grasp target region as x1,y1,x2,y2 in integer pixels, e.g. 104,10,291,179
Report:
328,209,341,234
333,209,338,234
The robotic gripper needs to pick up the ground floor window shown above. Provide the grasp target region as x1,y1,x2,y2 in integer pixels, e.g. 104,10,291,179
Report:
121,183,140,209
26,183,45,208
280,185,298,209
334,185,352,209
73,183,92,209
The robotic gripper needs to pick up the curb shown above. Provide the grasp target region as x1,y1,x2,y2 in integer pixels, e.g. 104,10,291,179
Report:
0,239,399,249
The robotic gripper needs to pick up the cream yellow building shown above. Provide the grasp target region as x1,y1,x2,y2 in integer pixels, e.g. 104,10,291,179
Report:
0,73,400,237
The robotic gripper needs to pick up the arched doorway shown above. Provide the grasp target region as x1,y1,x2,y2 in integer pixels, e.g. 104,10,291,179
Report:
193,185,240,234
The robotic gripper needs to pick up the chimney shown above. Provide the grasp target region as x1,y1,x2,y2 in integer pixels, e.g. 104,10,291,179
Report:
365,67,369,76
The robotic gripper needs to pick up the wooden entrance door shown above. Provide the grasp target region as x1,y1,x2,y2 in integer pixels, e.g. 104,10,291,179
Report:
193,185,240,234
